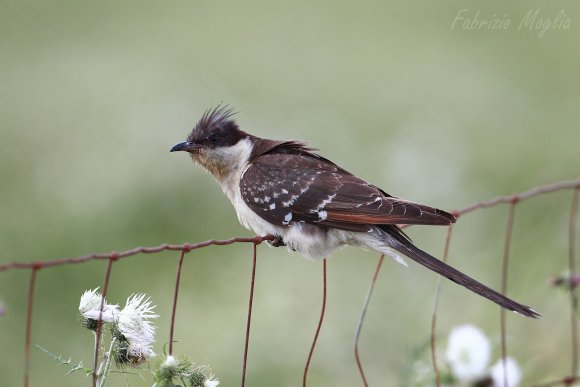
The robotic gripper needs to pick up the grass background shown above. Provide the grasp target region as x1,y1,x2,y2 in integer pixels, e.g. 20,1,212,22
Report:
0,0,579,385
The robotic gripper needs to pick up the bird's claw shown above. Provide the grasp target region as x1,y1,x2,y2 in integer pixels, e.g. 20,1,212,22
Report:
267,235,286,247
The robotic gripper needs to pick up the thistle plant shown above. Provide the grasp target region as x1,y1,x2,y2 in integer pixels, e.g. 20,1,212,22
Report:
39,287,218,386
551,271,580,291
408,324,523,386
77,289,159,386
153,355,219,387
78,288,119,330
445,325,491,383
40,288,159,386
113,293,158,367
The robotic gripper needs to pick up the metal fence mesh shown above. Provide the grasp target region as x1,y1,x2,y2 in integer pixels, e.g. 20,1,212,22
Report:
1,179,579,387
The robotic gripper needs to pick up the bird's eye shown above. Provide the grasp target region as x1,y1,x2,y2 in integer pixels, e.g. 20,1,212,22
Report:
207,133,218,144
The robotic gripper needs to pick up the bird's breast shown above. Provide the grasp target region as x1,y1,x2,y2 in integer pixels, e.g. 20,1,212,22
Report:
282,222,344,259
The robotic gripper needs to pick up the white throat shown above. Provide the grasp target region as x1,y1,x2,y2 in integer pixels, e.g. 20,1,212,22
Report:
204,137,253,203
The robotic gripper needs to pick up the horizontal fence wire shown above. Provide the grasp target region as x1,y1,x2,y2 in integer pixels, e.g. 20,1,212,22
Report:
1,178,579,387
0,236,275,272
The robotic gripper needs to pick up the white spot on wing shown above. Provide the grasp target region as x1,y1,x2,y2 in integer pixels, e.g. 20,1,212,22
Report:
282,195,300,207
299,176,316,195
283,212,293,225
317,193,337,210
318,210,327,221
269,203,276,210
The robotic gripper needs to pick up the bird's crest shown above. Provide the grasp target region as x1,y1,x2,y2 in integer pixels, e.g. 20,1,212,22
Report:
188,104,239,142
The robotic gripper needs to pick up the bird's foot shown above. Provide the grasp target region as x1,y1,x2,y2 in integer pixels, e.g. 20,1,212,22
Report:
267,235,286,247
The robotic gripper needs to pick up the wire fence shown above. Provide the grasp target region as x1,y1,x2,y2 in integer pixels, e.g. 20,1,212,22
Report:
1,178,579,387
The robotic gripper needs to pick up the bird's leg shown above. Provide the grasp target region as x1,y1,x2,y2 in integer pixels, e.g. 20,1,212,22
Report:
267,235,286,247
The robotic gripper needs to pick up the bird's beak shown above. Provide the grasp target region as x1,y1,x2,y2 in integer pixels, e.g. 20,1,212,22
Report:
170,141,194,152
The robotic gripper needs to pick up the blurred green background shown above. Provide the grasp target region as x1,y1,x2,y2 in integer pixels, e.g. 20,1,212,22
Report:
1,0,579,385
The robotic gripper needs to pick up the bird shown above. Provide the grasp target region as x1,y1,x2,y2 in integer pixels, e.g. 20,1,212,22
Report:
171,105,539,318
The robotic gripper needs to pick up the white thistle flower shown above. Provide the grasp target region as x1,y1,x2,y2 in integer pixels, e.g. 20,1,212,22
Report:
162,355,178,368
117,293,158,362
445,324,491,382
78,288,118,323
204,379,220,387
491,357,522,387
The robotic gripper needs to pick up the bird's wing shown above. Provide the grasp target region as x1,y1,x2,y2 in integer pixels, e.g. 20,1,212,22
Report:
240,153,455,232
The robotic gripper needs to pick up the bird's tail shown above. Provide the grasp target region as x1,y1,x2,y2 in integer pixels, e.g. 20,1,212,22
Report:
387,237,540,318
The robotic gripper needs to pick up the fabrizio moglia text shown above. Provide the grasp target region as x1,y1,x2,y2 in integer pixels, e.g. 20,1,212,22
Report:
451,9,571,37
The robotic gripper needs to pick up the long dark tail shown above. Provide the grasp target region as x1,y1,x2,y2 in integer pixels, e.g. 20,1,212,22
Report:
390,238,540,318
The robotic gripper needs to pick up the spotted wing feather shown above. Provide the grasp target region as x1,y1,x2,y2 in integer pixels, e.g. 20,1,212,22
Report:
240,153,455,231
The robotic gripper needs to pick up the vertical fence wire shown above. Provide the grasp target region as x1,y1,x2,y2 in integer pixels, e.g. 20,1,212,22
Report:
354,254,385,387
500,201,517,387
430,224,454,387
23,264,40,387
169,246,189,355
569,187,579,379
303,258,327,387
92,254,117,387
241,242,258,387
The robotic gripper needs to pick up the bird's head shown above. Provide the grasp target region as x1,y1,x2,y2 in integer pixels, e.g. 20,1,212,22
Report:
171,105,252,181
